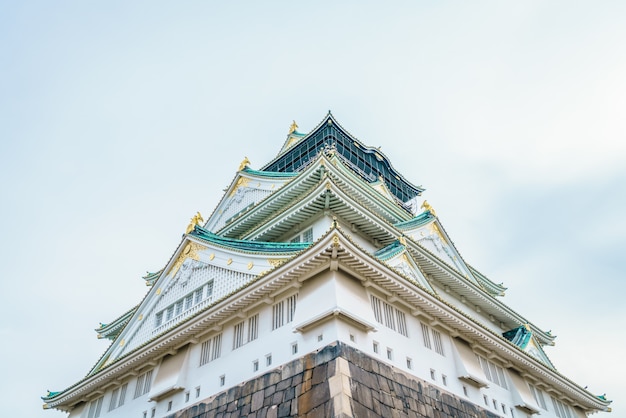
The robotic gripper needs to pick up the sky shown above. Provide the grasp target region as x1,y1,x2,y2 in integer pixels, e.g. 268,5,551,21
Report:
1,2,624,417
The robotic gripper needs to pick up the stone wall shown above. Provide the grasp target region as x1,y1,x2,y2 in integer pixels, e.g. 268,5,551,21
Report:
170,341,500,418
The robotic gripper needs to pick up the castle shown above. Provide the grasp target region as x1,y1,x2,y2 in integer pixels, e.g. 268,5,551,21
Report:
43,113,611,418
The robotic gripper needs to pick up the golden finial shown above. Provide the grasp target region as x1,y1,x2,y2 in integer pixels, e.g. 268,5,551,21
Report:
421,200,437,216
289,120,298,134
238,157,250,171
399,236,407,246
185,211,204,234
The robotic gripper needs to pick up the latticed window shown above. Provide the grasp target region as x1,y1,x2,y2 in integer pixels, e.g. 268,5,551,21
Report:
478,355,508,389
371,296,382,323
370,295,408,337
87,397,103,418
432,329,445,356
155,281,215,328
551,397,573,418
108,383,127,411
200,333,223,366
421,322,432,349
133,370,153,399
396,310,408,337
247,314,259,342
529,384,547,410
272,294,297,330
233,321,245,349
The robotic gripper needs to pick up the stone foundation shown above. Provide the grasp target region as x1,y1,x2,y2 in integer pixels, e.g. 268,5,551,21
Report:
170,341,499,418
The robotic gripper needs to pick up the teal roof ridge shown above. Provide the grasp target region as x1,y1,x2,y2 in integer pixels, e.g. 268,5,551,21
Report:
468,265,507,295
190,225,311,252
373,240,406,261
243,167,300,178
395,211,435,229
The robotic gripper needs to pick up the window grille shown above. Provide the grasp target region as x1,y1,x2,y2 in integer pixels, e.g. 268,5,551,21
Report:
133,370,153,398
383,302,396,330
529,384,547,410
247,314,259,342
118,383,127,408
233,321,245,349
421,322,432,349
370,296,382,323
87,397,103,418
478,355,508,389
272,294,297,330
370,295,408,336
432,329,445,356
200,333,223,366
396,310,408,337
108,388,119,412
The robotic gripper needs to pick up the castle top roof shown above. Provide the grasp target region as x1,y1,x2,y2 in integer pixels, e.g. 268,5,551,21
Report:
261,112,424,204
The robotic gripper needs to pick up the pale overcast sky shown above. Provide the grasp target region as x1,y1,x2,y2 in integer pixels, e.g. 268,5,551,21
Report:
1,2,624,417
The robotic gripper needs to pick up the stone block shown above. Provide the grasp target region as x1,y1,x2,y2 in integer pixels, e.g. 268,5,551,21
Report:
250,390,264,412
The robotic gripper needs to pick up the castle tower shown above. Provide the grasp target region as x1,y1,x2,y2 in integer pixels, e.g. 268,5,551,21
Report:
43,113,611,418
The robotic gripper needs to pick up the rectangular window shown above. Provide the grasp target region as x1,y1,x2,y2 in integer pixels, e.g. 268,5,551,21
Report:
496,365,507,389
200,333,223,366
87,397,103,418
273,301,284,329
386,348,393,360
421,322,432,349
396,310,408,337
185,294,193,310
108,388,119,412
478,355,508,389
371,296,382,323
134,374,145,399
442,374,447,386
195,387,200,398
118,383,127,407
133,370,153,398
406,357,412,369
212,333,222,360
175,300,183,316
370,295,408,336
233,321,245,349
303,228,313,242
220,375,225,386
166,305,174,321
430,369,436,380
530,384,547,410
206,280,214,297
266,354,272,366
373,341,379,353
253,360,259,372
247,314,259,342
432,329,445,356
272,294,297,330
155,312,163,327
383,302,395,330
195,287,203,304
292,342,298,355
